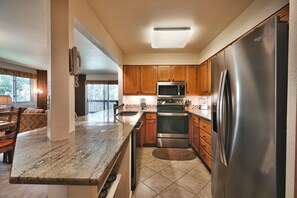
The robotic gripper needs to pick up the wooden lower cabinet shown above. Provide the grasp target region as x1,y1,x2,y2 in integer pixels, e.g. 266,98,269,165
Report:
199,118,211,169
192,122,199,154
190,115,212,170
191,115,199,154
144,113,157,145
200,145,211,168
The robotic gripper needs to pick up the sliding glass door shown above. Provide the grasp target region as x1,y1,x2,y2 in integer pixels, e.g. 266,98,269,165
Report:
87,84,118,113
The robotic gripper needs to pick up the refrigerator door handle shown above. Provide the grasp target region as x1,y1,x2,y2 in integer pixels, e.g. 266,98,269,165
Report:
217,70,225,166
219,69,228,166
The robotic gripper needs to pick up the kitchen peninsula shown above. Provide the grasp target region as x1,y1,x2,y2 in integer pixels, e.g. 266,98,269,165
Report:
9,110,143,198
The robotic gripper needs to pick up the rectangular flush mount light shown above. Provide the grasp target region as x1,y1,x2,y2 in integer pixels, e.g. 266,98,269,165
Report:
151,27,193,48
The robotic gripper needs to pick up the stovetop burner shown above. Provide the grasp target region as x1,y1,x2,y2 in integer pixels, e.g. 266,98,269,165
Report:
157,98,185,111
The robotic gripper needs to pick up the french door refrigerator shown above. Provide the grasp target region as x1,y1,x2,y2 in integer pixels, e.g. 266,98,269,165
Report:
211,17,288,198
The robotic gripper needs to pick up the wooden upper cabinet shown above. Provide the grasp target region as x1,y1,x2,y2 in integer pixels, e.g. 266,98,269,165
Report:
157,66,186,82
207,60,211,95
123,66,140,95
186,66,197,95
200,61,208,94
197,65,202,95
197,61,211,96
140,66,157,95
157,66,171,81
171,66,186,82
123,65,157,95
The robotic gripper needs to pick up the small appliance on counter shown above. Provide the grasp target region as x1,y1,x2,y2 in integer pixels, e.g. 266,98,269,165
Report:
200,96,208,110
140,98,146,110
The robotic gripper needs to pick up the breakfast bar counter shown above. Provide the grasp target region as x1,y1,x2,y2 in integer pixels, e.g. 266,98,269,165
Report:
10,110,143,197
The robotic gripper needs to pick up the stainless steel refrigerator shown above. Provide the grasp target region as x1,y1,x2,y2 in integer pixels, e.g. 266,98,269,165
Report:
211,17,288,198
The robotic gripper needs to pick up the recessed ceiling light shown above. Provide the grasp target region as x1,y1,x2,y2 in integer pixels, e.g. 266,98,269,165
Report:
151,27,193,49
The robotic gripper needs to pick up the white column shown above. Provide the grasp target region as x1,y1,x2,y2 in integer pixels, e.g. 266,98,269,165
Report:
47,0,74,141
286,1,297,197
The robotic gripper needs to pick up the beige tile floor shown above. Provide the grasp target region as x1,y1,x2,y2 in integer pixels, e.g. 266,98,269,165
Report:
133,147,211,198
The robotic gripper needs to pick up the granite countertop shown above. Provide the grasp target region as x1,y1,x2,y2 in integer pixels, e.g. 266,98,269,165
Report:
10,110,143,185
188,109,211,121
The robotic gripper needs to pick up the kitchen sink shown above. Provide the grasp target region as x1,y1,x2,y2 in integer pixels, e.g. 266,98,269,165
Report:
116,111,138,116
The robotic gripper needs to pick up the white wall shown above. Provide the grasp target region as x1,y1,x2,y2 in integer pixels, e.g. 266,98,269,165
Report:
124,53,199,65
197,0,289,63
69,0,123,65
123,95,210,107
286,1,297,197
86,74,118,80
0,59,37,74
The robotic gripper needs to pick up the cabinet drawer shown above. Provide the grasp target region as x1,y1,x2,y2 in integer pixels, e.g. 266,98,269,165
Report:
146,113,156,120
192,115,199,125
200,119,211,134
200,138,211,156
200,146,211,169
200,130,211,145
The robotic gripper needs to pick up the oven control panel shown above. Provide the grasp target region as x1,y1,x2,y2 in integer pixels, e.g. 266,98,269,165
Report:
157,98,184,105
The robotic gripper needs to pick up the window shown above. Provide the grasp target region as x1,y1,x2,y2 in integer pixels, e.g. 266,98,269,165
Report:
87,84,118,113
0,74,31,102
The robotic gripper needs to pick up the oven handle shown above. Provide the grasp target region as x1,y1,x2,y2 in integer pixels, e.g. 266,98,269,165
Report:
135,121,143,131
157,112,189,117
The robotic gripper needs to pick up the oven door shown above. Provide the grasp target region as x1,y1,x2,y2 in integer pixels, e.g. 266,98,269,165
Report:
157,112,189,147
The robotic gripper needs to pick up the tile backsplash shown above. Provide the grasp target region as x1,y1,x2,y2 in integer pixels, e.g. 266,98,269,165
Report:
123,95,211,108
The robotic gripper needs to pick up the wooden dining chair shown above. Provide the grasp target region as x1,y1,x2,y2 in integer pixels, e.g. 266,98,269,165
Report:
0,107,23,164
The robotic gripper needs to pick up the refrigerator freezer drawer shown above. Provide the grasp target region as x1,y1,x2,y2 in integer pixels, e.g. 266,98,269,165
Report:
200,138,211,156
200,119,211,134
200,146,211,169
201,130,211,145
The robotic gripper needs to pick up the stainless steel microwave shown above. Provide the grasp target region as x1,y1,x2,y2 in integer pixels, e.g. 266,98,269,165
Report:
157,82,186,98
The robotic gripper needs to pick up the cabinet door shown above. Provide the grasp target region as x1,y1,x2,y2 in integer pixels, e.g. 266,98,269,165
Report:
200,61,208,94
145,119,157,145
157,66,171,81
189,115,193,145
186,66,197,95
171,66,186,82
197,66,202,95
140,66,157,95
192,122,199,154
123,66,140,95
207,60,211,95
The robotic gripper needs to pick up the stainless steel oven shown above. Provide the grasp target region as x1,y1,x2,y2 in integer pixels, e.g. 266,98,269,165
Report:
157,99,189,148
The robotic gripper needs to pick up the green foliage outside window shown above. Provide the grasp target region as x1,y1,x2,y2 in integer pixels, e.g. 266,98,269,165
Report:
0,74,31,102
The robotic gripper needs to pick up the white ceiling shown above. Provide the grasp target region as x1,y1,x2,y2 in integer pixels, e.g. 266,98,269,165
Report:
74,28,118,74
0,0,255,73
85,0,255,54
0,0,49,70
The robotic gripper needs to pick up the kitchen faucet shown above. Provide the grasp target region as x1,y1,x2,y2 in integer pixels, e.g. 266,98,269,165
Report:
113,103,124,123
113,103,124,115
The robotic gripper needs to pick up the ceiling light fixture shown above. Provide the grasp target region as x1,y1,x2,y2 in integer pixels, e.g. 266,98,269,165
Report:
151,27,193,49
